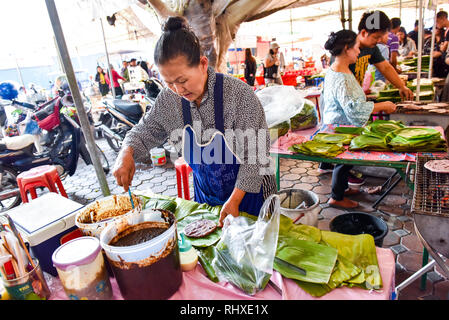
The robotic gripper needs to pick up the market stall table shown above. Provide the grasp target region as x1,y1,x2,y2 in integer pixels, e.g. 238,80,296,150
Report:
47,246,395,300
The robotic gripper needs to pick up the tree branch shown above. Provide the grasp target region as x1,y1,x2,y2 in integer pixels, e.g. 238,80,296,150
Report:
145,0,176,20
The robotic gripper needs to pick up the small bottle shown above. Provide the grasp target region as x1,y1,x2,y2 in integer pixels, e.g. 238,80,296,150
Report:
178,233,198,272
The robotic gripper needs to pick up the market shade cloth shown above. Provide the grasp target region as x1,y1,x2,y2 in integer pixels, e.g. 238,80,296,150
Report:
271,124,447,162
48,247,394,300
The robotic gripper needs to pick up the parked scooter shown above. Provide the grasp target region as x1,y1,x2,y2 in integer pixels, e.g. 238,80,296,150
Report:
0,82,110,212
98,77,164,152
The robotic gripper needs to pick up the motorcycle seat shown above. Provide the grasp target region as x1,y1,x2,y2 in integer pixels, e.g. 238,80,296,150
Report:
113,99,143,118
1,134,36,150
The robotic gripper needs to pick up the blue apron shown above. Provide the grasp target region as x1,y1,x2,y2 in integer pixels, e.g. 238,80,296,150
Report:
181,73,264,216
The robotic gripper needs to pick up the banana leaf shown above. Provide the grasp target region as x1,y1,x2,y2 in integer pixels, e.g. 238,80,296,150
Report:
362,120,405,138
375,96,402,102
320,231,382,290
289,141,346,158
312,133,354,145
141,196,177,213
275,236,338,284
378,88,400,98
349,134,390,151
334,126,364,135
197,246,219,283
177,207,222,247
290,100,318,131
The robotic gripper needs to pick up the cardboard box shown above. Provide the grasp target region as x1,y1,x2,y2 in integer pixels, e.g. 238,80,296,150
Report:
6,193,84,276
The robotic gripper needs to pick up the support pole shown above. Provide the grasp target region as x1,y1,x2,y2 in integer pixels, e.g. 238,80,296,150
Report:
348,0,352,31
428,4,438,79
340,0,346,30
416,0,424,102
100,18,116,99
45,0,110,197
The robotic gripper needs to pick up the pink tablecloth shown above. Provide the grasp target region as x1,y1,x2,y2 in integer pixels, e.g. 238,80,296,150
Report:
48,247,395,300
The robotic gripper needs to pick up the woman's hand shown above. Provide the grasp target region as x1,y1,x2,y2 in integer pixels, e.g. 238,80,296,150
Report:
218,188,246,228
113,146,136,192
374,101,397,114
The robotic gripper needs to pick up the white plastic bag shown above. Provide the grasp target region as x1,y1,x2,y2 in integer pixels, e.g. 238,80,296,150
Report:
212,195,281,295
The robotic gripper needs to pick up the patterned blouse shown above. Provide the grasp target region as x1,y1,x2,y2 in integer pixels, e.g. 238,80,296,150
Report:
122,67,277,199
322,68,374,127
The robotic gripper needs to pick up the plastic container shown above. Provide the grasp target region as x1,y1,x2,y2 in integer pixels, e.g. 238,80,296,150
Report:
6,192,85,276
75,194,142,239
150,147,166,166
52,236,112,300
178,233,198,272
1,258,50,300
277,189,320,226
329,212,389,247
100,208,182,300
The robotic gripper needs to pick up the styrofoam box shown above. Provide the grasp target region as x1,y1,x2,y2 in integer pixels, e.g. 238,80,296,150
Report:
6,193,85,276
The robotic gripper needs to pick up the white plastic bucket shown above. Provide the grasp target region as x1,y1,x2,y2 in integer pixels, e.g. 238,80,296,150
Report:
278,189,320,227
99,208,182,300
75,194,142,239
150,147,166,166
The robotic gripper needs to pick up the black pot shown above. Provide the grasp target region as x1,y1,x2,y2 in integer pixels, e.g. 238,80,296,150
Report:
329,212,388,247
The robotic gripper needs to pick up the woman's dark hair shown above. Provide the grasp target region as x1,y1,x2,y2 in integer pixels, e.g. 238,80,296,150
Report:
245,48,255,63
324,30,357,56
358,10,391,34
154,16,202,67
398,27,408,45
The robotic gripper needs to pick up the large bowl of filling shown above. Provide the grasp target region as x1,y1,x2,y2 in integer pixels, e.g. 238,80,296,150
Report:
75,194,142,239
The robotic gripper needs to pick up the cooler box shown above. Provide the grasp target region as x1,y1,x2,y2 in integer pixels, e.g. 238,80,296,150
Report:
6,193,85,276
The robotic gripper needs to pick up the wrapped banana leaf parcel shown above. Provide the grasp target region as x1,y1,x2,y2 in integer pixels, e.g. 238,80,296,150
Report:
362,120,405,138
312,133,355,145
289,140,346,158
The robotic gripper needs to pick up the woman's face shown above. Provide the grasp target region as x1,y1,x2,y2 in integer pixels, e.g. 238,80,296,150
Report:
97,67,102,73
398,31,405,41
345,41,360,64
158,55,209,103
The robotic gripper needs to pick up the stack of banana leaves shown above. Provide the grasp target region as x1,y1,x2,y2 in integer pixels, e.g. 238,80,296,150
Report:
135,192,383,297
288,133,354,158
376,78,434,102
400,55,430,72
348,119,447,152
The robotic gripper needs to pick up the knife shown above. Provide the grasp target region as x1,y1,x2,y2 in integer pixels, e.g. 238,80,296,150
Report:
274,256,307,276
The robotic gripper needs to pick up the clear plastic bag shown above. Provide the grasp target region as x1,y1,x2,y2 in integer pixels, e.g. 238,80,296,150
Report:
256,86,317,141
211,195,281,295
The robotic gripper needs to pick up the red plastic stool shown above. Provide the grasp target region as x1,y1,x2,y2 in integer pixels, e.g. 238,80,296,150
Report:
174,157,192,200
16,165,68,203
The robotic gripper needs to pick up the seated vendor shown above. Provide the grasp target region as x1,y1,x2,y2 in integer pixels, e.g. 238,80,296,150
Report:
112,16,277,226
322,30,397,209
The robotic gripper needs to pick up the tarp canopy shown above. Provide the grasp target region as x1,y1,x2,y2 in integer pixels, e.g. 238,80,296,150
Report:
0,0,158,69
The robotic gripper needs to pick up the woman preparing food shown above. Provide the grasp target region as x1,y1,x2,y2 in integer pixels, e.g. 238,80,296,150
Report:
112,16,276,227
322,30,397,209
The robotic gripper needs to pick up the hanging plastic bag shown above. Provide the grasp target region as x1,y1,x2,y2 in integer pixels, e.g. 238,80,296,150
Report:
211,195,281,295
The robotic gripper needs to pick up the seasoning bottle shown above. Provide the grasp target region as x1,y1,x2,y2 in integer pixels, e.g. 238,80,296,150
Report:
178,233,198,272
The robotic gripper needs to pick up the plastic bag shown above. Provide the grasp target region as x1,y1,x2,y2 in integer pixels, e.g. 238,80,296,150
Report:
256,86,317,141
211,195,281,295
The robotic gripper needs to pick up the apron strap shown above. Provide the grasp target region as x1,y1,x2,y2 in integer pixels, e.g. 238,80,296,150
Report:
181,73,224,134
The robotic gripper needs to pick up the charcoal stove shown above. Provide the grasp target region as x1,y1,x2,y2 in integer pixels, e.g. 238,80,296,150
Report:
412,154,449,278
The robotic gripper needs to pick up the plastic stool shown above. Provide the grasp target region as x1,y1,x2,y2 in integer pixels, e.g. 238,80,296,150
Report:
174,157,192,200
16,165,68,203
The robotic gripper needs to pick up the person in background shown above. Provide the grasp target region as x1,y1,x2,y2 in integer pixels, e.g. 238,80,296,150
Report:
436,10,449,53
408,20,420,46
121,60,130,82
322,30,397,209
105,64,126,97
95,66,109,96
138,60,150,76
128,58,150,83
374,32,390,82
244,48,257,87
387,17,401,72
398,27,417,58
264,42,283,85
350,11,413,100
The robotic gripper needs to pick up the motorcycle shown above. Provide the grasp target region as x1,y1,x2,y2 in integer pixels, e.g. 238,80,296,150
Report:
0,95,110,212
98,77,164,152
